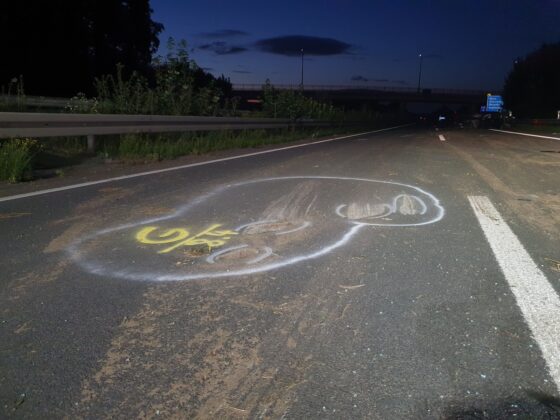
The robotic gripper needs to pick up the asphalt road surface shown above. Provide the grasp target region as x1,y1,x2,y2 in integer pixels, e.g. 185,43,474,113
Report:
1,126,560,419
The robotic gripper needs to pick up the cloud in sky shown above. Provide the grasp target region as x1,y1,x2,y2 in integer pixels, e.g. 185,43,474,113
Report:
198,29,249,39
255,35,352,56
198,41,247,55
232,70,251,74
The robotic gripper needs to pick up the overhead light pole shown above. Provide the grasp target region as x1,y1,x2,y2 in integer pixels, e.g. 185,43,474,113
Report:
300,48,305,91
417,53,423,93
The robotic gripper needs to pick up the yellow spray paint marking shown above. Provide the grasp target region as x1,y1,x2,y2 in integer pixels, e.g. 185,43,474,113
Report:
136,224,238,254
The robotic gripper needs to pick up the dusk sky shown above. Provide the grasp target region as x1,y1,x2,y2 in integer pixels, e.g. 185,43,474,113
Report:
151,0,560,90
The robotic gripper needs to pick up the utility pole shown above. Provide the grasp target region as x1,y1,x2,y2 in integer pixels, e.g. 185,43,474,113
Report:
417,53,423,93
300,48,304,91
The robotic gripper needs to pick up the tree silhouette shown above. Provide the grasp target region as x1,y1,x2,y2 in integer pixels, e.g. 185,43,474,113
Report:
503,42,560,118
0,0,163,97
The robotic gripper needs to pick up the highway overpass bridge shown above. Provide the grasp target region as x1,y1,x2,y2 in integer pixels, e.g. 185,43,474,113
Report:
232,84,491,111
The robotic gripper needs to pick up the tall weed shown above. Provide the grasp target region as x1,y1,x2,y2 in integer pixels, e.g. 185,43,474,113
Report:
0,138,42,182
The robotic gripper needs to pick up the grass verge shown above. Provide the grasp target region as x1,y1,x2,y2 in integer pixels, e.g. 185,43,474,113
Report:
1,123,400,182
99,126,373,161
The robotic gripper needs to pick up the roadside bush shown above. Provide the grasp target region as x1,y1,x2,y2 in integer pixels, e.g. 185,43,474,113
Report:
261,80,339,121
92,39,227,116
65,93,99,114
0,138,43,182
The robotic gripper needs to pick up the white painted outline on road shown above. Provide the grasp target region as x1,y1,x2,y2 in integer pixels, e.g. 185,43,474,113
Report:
438,134,446,142
67,176,444,281
468,195,560,391
206,244,273,265
490,129,560,141
0,124,412,204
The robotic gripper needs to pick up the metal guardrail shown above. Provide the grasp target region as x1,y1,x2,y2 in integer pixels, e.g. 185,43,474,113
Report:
0,95,69,108
0,112,329,151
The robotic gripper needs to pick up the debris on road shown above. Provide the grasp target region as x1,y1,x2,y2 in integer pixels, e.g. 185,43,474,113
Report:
338,284,365,290
544,258,560,272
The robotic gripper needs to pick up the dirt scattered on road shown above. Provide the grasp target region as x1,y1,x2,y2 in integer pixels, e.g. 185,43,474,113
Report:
71,253,365,419
44,187,136,253
7,260,69,303
447,141,560,237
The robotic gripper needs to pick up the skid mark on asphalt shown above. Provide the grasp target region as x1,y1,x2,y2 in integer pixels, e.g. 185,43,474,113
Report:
469,196,560,392
0,212,31,220
67,176,444,282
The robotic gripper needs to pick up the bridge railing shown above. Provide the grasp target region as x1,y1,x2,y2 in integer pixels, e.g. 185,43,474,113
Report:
232,84,489,96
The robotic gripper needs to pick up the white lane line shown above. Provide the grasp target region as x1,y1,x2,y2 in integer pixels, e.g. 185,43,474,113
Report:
0,124,411,203
468,195,560,391
438,134,446,141
490,129,560,141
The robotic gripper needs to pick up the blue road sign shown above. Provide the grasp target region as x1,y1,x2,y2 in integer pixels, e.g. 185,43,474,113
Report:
486,95,503,113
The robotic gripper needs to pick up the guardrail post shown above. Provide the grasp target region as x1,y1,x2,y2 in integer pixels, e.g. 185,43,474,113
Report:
87,134,96,153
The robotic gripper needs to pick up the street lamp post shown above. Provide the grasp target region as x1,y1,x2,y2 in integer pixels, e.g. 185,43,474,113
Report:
417,53,423,93
300,48,304,91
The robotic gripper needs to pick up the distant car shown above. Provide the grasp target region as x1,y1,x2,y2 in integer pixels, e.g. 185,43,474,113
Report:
435,114,451,128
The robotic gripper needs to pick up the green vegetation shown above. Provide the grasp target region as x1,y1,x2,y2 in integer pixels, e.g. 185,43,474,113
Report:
64,40,232,116
0,138,42,182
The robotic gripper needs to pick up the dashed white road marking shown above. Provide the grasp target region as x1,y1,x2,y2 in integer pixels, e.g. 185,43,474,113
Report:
438,134,446,141
0,124,411,203
490,129,560,141
468,195,560,391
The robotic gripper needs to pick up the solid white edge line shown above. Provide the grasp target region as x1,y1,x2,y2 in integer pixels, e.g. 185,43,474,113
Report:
438,134,446,141
468,195,560,392
490,128,560,141
0,124,412,203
